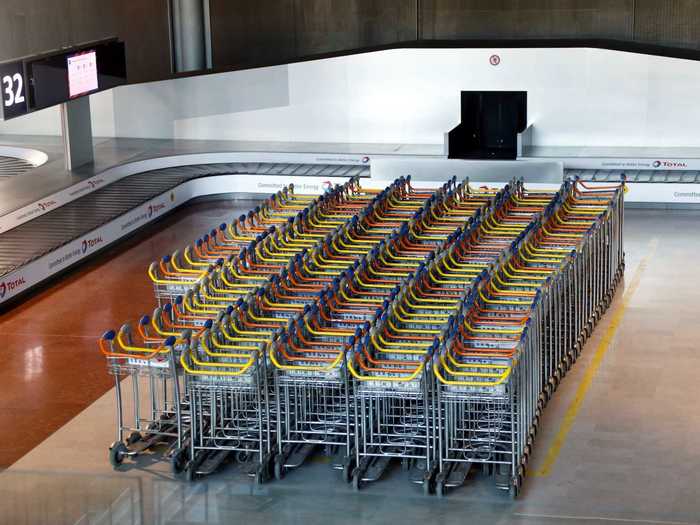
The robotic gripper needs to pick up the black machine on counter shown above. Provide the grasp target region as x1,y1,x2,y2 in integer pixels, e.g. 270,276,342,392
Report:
448,91,527,160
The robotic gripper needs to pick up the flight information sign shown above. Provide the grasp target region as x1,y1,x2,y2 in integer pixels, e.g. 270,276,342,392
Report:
0,39,126,121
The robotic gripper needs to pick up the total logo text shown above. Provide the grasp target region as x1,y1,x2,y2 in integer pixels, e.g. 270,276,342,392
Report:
37,200,57,211
0,276,26,298
653,160,687,169
148,202,167,218
82,236,104,253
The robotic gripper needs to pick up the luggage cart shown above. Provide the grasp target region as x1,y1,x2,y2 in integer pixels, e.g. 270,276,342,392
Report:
101,170,624,499
434,180,624,498
346,182,561,492
168,176,445,480
179,332,273,482
170,178,429,323
268,177,495,482
147,180,367,304
100,178,373,470
99,329,190,469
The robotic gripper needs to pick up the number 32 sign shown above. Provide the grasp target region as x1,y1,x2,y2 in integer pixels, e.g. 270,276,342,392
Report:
0,61,28,120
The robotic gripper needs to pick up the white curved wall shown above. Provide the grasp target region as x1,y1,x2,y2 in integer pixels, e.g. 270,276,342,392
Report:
0,89,115,137
2,47,700,148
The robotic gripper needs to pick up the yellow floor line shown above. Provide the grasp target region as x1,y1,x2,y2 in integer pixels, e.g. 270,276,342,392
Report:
513,511,692,524
534,239,657,477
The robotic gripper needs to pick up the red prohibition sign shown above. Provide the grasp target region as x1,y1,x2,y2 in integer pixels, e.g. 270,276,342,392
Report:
489,54,501,66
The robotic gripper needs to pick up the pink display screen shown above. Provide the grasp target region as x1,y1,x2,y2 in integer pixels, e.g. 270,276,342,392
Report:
67,50,98,98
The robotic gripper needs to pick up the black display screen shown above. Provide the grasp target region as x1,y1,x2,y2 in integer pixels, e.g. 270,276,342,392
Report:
28,53,69,109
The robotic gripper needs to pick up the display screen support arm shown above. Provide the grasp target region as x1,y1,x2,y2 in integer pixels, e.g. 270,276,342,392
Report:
60,96,94,170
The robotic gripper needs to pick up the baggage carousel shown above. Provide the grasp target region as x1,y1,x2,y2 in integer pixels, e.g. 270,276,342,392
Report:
0,137,383,306
2,136,700,307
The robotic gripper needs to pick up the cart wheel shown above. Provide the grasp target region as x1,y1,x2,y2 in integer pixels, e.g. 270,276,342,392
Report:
509,478,520,499
185,464,197,482
342,459,355,483
422,469,436,496
255,464,267,485
265,453,276,479
274,458,285,481
171,447,188,475
521,452,529,468
127,431,142,445
537,394,545,409
109,442,128,468
436,477,445,498
352,471,362,491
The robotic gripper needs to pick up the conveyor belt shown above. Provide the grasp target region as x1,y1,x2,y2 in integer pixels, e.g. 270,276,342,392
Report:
566,168,700,183
0,162,369,279
0,155,35,181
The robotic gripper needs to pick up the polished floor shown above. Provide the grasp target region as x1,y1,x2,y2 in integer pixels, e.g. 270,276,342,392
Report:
0,199,257,467
2,205,700,525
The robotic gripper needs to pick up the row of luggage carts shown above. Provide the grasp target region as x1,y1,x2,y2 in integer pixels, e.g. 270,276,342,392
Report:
99,174,624,497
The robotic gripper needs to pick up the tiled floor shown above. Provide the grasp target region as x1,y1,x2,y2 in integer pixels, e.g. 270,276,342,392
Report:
2,206,700,525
